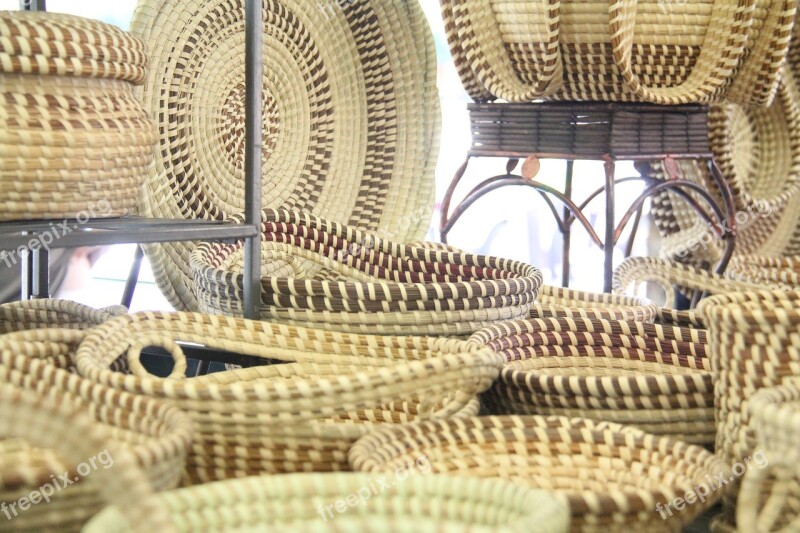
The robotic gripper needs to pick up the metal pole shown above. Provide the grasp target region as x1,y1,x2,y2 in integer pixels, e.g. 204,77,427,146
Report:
561,160,574,288
121,245,144,308
603,157,615,293
242,0,263,320
21,0,46,11
31,248,49,298
20,250,32,301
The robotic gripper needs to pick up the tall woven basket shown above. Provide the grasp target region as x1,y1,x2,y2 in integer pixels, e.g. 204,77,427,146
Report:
74,312,502,484
0,12,156,220
0,329,192,532
132,0,440,310
441,0,797,106
350,415,730,532
469,316,713,444
190,209,543,336
698,290,800,530
737,379,800,532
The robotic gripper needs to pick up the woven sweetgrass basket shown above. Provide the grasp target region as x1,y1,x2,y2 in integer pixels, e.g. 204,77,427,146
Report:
85,473,570,533
737,379,800,532
533,284,658,322
0,329,192,532
190,209,543,336
0,298,126,334
350,415,730,532
74,311,502,483
132,0,440,310
469,316,712,444
726,254,800,286
698,289,800,530
0,12,155,221
441,0,796,106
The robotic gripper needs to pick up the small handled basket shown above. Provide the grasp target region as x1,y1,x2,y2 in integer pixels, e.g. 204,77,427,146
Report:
349,415,730,532
74,312,503,483
0,12,156,220
0,329,190,532
469,315,713,444
737,379,800,532
698,289,800,530
85,473,569,532
190,208,543,336
532,284,658,322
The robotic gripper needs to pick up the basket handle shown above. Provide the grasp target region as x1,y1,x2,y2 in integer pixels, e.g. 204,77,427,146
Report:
452,0,563,101
610,0,756,104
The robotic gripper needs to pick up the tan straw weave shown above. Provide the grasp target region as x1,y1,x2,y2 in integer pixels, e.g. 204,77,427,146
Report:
698,289,800,529
0,12,155,221
349,415,729,532
0,298,126,333
726,254,800,287
132,0,440,310
441,0,797,106
737,379,800,532
0,329,190,532
85,473,569,533
74,311,502,483
469,316,713,444
190,209,543,336
533,284,658,322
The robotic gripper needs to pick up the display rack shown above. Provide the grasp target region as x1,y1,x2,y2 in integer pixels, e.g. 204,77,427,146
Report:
440,102,737,296
2,0,264,320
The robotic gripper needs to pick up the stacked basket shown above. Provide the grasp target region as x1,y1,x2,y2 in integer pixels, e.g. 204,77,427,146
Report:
0,329,193,531
132,0,441,310
469,315,713,444
190,209,543,336
74,311,502,483
698,290,800,529
440,0,796,106
349,415,730,532
532,284,658,321
0,12,156,220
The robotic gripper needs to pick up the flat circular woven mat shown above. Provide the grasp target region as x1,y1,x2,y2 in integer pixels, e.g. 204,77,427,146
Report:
0,12,154,221
132,0,440,310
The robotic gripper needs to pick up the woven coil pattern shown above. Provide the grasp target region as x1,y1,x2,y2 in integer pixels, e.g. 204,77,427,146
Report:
533,284,658,322
190,209,543,336
0,298,126,334
0,12,155,221
727,254,800,286
0,328,192,532
74,311,502,483
698,289,800,529
737,379,800,532
133,0,440,310
469,316,712,444
441,0,797,106
85,473,570,533
349,415,729,532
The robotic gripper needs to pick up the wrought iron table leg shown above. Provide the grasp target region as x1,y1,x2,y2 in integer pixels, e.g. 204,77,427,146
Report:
440,156,472,244
121,245,145,308
603,157,616,293
562,161,574,288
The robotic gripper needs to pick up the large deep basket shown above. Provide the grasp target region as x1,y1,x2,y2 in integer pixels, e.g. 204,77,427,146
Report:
698,289,800,530
441,0,797,106
469,316,713,444
74,312,502,483
0,329,193,532
190,209,543,336
350,415,730,532
0,12,155,221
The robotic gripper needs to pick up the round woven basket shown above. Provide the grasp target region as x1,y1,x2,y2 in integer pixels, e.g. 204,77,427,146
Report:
736,379,800,532
0,328,192,532
0,298,126,334
74,311,502,483
190,209,543,336
469,316,713,444
727,254,800,286
698,289,800,530
85,473,569,533
441,0,796,106
349,415,729,532
533,284,658,322
0,12,155,221
132,0,440,310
